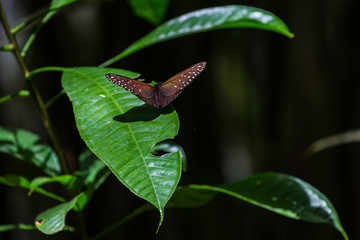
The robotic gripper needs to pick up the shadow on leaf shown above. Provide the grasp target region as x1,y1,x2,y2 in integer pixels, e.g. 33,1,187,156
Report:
113,104,174,123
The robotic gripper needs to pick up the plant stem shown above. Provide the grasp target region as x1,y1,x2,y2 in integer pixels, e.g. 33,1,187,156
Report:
0,90,30,104
78,211,89,240
1,4,89,239
0,43,14,51
0,2,71,175
90,204,153,240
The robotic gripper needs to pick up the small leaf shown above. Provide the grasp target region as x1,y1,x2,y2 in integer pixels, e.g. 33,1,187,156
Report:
100,5,294,66
127,0,169,25
76,149,107,187
189,173,348,240
0,175,65,202
0,126,60,176
29,175,76,195
0,174,31,188
35,194,81,235
61,67,182,227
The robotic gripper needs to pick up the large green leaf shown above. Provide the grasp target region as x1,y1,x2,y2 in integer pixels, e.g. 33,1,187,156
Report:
100,5,294,66
61,67,182,226
189,173,348,240
127,0,169,25
0,126,60,176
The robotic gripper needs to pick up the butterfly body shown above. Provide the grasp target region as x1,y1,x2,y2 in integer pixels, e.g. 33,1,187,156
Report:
105,61,207,110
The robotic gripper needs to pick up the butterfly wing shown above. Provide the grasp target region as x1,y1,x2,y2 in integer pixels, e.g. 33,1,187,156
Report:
158,61,207,107
105,74,157,107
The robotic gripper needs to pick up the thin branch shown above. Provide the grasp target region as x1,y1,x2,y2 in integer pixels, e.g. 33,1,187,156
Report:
46,89,65,109
21,10,56,58
0,3,29,77
90,204,153,240
0,90,30,104
0,43,14,51
0,2,71,175
11,9,48,34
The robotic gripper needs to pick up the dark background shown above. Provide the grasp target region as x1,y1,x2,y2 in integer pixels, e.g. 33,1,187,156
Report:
0,0,359,239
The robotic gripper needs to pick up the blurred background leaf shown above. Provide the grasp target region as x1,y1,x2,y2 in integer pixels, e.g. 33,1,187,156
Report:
127,0,169,26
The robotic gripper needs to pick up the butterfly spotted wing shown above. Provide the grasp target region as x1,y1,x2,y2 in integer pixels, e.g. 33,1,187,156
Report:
157,61,207,108
105,61,207,109
105,74,159,106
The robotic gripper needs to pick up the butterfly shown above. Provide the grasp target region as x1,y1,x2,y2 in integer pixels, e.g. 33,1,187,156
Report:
105,61,207,110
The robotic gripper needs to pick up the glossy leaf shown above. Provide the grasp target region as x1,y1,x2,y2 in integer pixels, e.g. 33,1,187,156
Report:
100,5,293,66
127,0,169,25
61,67,182,227
0,126,60,176
35,194,81,234
189,173,348,240
0,175,65,202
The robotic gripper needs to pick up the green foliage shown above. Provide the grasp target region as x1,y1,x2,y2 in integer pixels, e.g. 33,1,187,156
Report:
127,0,169,25
0,126,60,176
0,174,65,202
0,1,348,239
35,194,80,234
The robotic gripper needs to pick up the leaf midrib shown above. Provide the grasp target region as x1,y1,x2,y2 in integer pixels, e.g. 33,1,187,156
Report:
65,68,161,208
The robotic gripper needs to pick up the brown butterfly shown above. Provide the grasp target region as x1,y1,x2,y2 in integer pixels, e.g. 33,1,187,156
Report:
105,61,207,110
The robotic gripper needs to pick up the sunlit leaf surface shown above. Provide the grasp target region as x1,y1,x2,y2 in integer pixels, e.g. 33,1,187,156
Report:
101,5,293,66
61,67,182,226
